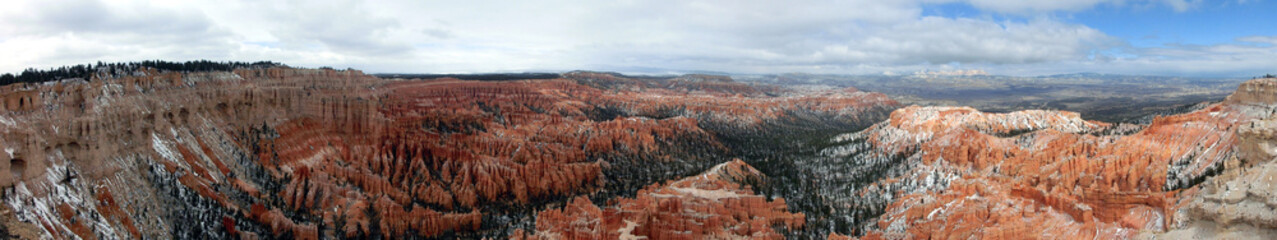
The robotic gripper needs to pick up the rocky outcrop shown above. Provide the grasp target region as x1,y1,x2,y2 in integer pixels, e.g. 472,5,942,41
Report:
8,64,1270,239
0,67,388,239
1161,156,1277,239
829,78,1277,239
0,66,897,239
1237,117,1277,166
1226,78,1277,106
1150,83,1277,238
514,159,804,240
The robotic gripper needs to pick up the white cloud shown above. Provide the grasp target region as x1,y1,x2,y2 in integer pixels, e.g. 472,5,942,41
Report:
941,0,1208,14
960,0,1113,13
966,35,1277,76
1162,0,1203,12
0,0,1269,77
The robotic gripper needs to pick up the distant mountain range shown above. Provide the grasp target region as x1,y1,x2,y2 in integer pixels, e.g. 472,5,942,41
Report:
732,72,1245,123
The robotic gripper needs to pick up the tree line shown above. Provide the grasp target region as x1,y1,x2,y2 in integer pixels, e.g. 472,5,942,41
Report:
0,60,281,86
373,73,562,81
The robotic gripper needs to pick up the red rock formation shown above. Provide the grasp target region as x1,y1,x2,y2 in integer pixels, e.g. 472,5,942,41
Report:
1148,79,1277,238
848,79,1276,238
518,159,805,240
0,67,896,239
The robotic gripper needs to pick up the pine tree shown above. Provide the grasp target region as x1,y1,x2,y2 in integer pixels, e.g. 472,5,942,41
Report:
0,60,282,86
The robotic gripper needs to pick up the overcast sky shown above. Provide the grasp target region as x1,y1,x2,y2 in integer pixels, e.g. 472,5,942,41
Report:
1,0,1274,77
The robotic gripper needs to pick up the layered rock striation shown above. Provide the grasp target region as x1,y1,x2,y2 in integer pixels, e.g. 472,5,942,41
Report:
0,67,897,239
820,78,1277,239
514,159,805,240
1153,79,1277,239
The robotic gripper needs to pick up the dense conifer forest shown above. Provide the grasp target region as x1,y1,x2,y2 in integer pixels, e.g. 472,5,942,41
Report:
0,60,279,86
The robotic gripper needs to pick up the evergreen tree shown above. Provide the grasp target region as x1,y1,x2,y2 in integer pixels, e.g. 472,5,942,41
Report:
0,60,282,87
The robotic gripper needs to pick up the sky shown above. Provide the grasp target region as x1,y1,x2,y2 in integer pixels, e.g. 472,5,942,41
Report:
0,0,1274,77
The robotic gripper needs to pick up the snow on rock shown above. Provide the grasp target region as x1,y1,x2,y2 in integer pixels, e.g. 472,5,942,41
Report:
516,159,804,240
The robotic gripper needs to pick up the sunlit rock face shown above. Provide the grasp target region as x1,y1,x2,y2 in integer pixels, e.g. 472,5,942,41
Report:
827,78,1277,239
513,159,805,240
0,67,898,239
11,63,1269,239
1151,78,1277,239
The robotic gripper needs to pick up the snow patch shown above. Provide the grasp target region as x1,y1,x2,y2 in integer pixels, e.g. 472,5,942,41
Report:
618,220,647,240
671,187,745,201
0,116,15,127
153,132,181,164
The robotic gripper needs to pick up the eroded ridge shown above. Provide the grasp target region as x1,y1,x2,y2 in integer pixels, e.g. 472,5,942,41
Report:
0,67,897,239
513,159,805,240
830,78,1277,239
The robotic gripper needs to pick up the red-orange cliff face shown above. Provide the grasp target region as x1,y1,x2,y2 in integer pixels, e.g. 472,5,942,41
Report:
0,68,897,239
513,159,805,240
835,79,1277,239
